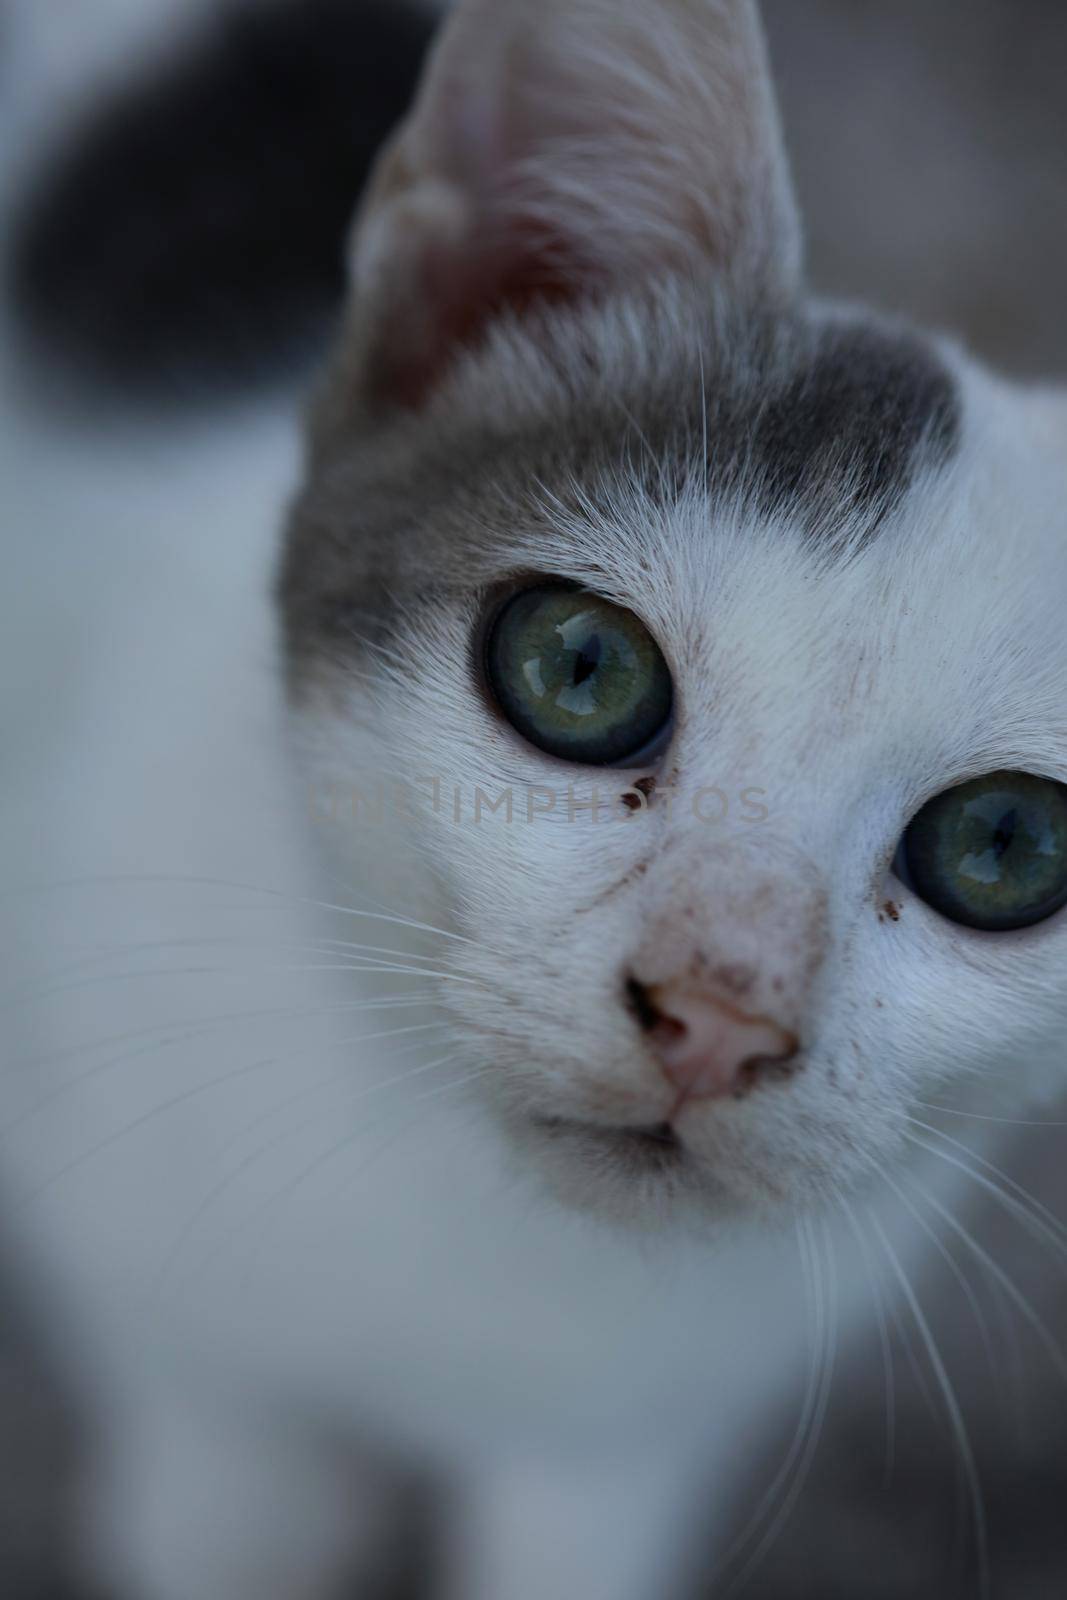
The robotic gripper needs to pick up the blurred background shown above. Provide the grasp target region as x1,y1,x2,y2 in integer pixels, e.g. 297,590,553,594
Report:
2,2,1067,1595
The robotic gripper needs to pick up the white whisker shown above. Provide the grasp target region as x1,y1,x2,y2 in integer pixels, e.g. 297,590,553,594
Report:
901,1169,1067,1383
198,1056,488,1291
716,1211,836,1595
2,994,441,1138
152,1033,454,1301
914,1098,1067,1129
835,1192,896,1485
1,873,476,945
902,1119,1067,1267
877,1162,999,1383
867,1208,989,1600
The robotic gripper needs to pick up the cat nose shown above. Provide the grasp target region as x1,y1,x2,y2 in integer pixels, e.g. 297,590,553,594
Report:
628,978,798,1102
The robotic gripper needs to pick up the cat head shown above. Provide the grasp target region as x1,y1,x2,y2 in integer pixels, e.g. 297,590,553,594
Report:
279,0,1067,1223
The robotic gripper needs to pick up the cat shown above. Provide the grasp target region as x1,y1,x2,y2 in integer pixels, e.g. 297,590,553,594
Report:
4,2,1067,1598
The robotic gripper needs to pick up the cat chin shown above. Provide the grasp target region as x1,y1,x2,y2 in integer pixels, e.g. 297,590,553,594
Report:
457,1018,903,1224
494,1107,786,1230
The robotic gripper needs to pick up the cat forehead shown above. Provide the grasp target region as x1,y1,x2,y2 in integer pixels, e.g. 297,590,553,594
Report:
285,294,963,651
570,302,964,539
285,289,1067,795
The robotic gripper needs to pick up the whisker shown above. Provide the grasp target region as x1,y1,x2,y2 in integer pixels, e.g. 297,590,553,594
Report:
835,1192,896,1486
877,1162,999,1383
867,1208,990,1600
715,1213,833,1595
0,932,460,1007
900,1169,1067,1384
725,1215,838,1595
151,1031,453,1301
212,1022,447,1168
4,954,476,1013
10,985,441,1075
914,1099,1067,1129
901,1119,1067,1268
15,1028,441,1212
2,994,440,1138
272,1059,495,1213
320,1070,496,1209
1,873,476,946
188,1055,483,1290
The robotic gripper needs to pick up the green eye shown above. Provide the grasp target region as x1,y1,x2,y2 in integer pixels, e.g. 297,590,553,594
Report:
485,584,673,766
900,771,1067,931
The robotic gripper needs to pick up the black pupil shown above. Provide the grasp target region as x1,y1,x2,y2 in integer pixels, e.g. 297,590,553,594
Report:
991,810,1016,860
573,633,601,687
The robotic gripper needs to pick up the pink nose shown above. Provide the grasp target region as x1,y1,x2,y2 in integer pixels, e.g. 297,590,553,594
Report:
632,980,798,1101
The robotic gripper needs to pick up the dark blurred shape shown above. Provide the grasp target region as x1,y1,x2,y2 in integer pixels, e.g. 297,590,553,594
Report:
0,1261,80,1600
714,1348,1067,1599
711,1126,1067,1600
8,0,434,400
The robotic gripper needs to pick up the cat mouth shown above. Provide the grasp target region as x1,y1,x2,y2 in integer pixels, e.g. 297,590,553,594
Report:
534,1116,686,1173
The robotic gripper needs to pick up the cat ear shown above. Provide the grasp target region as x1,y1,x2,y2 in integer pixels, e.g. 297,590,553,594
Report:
346,0,801,408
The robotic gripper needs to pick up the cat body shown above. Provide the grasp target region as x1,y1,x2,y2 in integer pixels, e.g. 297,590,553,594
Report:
4,2,1067,1598
0,292,817,1600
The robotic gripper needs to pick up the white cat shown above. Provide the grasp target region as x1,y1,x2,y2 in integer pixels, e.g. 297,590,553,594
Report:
4,2,1067,1598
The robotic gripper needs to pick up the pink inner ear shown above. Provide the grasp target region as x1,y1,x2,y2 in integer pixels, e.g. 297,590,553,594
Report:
369,209,597,410
351,0,801,412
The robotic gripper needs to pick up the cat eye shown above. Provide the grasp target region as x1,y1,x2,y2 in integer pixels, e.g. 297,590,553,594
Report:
897,771,1067,932
484,584,673,766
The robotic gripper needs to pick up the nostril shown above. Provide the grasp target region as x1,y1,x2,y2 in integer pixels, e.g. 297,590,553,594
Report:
736,1051,798,1093
626,973,799,1101
627,977,690,1051
626,976,661,1032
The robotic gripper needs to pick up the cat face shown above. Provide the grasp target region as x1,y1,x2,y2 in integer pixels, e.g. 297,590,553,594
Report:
280,0,1067,1221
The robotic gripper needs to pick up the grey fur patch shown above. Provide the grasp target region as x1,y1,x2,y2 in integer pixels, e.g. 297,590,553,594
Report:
748,318,961,532
279,290,961,682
